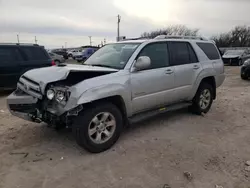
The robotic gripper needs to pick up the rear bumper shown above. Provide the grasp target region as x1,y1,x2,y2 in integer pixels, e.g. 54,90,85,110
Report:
215,73,225,88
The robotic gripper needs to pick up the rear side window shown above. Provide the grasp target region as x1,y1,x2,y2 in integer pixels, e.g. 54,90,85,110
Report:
0,47,23,63
168,42,198,66
196,42,220,60
22,47,48,60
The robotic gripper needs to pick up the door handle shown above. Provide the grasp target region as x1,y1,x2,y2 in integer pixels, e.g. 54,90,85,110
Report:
193,65,200,70
165,69,173,74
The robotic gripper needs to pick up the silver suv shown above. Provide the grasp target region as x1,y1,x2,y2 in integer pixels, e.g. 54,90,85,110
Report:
7,35,225,153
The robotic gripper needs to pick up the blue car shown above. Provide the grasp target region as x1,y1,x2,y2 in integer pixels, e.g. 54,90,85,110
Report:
75,47,99,62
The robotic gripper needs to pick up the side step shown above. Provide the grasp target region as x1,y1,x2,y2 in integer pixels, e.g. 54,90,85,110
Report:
128,102,191,124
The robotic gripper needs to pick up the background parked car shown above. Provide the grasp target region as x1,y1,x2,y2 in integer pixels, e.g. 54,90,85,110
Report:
67,49,77,58
222,49,250,66
0,43,54,89
51,49,68,59
75,47,99,62
241,59,250,80
71,49,83,59
49,52,65,64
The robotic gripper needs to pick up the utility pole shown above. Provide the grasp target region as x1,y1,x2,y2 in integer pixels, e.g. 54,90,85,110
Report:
17,34,20,43
88,36,92,46
104,38,106,45
34,36,37,44
117,14,121,41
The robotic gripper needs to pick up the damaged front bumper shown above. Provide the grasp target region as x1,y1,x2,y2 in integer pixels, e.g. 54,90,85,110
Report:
7,91,39,122
7,90,80,125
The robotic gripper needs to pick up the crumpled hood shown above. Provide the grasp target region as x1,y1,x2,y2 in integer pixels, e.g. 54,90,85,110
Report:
22,64,118,91
222,54,241,59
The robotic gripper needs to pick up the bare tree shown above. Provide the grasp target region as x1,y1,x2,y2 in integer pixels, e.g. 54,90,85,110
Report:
141,25,199,39
212,26,250,47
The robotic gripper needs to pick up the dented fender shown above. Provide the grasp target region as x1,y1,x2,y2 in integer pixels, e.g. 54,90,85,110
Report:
76,84,132,116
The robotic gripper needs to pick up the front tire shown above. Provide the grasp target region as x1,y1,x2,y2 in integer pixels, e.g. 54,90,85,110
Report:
73,102,123,153
191,83,214,115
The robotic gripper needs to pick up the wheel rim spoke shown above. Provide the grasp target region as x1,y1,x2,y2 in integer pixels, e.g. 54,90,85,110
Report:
89,128,97,136
101,113,109,122
95,132,102,143
103,129,111,137
106,120,115,128
92,116,100,125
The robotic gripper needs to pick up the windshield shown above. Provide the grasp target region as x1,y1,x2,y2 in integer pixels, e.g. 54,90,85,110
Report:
224,50,245,56
84,43,140,69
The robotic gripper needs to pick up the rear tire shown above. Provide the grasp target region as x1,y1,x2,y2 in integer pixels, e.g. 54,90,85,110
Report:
191,83,214,115
241,74,248,80
54,60,60,65
72,102,123,153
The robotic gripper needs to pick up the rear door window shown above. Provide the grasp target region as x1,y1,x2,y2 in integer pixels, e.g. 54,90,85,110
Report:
21,47,48,60
168,42,198,66
0,47,23,64
196,42,220,60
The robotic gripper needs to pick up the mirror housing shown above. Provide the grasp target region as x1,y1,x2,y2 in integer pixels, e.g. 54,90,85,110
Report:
134,56,151,71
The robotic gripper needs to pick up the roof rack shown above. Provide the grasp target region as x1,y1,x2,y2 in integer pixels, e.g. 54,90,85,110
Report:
0,43,39,46
154,35,208,41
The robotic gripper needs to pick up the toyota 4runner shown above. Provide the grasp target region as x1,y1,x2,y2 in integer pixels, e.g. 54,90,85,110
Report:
7,35,225,153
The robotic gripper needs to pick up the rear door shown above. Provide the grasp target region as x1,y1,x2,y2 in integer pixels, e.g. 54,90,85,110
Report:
168,41,201,100
0,46,24,88
19,46,51,75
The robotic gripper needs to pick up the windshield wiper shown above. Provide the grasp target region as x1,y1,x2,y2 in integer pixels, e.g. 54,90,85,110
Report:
90,64,117,69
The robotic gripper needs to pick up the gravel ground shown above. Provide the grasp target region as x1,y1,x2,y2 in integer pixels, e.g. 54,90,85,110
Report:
0,66,250,188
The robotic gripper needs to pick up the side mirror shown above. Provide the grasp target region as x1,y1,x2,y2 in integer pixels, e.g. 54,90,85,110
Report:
134,56,151,71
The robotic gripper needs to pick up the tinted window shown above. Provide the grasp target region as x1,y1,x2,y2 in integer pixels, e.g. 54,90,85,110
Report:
22,47,48,60
0,47,22,64
138,43,169,69
168,42,188,65
197,42,220,60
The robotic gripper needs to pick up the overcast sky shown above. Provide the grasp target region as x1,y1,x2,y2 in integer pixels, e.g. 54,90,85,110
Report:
0,0,250,48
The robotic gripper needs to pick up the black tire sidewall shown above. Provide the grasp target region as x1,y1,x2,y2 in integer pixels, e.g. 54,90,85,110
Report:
73,103,123,153
193,83,213,114
241,74,248,80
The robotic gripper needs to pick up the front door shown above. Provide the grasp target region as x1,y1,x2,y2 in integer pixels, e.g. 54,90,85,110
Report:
130,42,176,114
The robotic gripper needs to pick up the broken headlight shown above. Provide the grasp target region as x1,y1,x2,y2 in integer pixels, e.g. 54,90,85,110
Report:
56,90,66,102
46,87,70,104
47,89,55,100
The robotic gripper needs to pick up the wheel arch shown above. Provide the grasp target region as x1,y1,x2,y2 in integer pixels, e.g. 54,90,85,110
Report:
198,76,216,99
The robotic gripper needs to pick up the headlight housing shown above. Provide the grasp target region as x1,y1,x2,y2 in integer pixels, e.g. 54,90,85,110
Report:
243,59,250,66
56,90,66,102
46,87,70,104
47,89,55,100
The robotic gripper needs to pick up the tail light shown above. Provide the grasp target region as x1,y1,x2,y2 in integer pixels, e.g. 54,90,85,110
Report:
51,60,56,66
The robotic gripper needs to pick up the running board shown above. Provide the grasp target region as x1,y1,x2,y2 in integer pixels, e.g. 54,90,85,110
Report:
128,102,191,124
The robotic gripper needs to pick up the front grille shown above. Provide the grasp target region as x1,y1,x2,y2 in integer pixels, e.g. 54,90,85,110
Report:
17,76,43,99
223,58,239,65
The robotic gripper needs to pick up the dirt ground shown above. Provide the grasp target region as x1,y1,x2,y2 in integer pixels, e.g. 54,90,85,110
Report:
0,66,250,188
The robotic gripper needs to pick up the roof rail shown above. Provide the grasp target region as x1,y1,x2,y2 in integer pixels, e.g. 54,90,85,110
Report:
154,35,208,41
0,43,39,46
